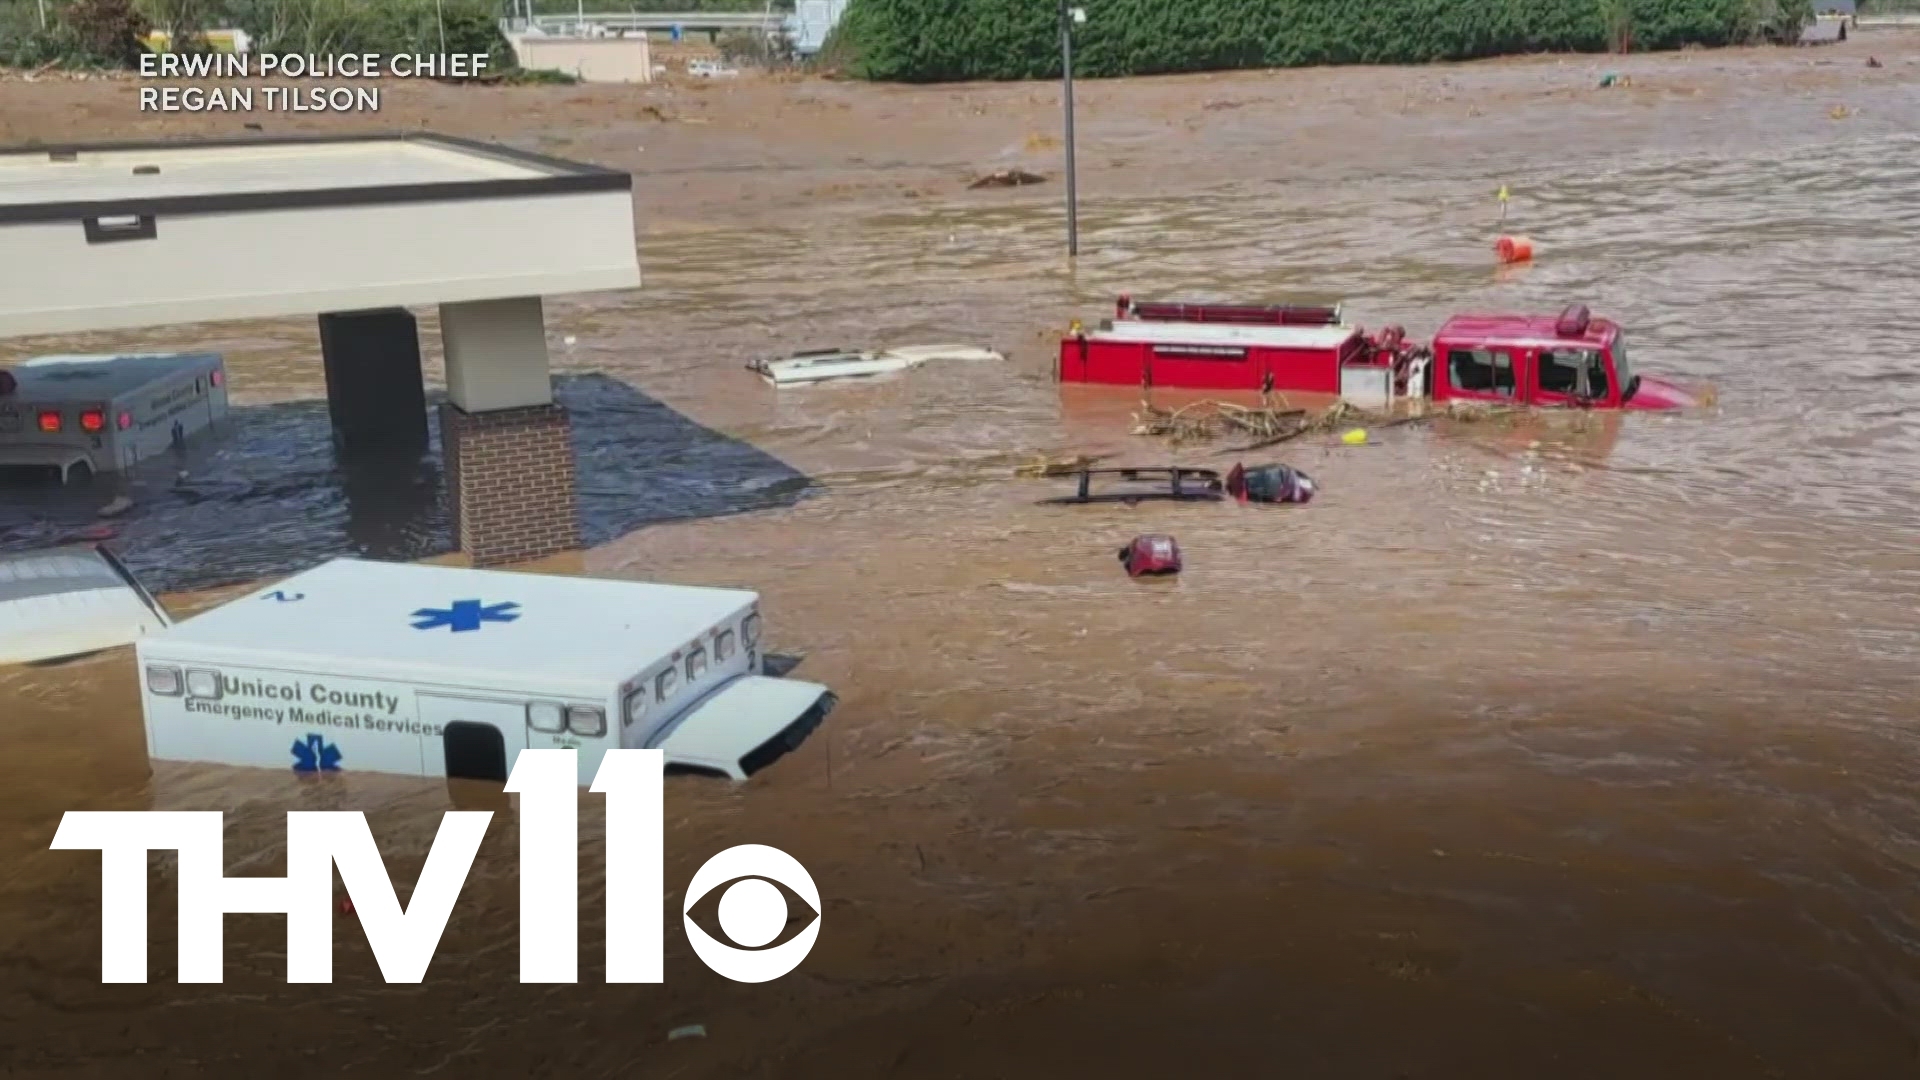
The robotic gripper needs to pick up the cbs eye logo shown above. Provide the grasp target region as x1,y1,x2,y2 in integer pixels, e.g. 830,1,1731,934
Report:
682,845,821,982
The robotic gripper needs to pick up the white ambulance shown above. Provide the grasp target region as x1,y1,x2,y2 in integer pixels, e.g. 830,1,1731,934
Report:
0,352,229,482
134,559,835,784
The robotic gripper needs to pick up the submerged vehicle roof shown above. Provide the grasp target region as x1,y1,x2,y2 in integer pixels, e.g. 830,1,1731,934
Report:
0,544,172,664
146,558,758,684
0,353,223,401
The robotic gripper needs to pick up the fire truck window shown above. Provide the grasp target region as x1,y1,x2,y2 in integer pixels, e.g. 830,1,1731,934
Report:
1540,349,1609,398
1448,349,1515,396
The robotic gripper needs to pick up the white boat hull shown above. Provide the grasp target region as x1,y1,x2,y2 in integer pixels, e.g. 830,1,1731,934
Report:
751,344,1004,386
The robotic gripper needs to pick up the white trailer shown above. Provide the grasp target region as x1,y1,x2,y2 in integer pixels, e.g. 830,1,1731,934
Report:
134,558,835,784
0,352,229,482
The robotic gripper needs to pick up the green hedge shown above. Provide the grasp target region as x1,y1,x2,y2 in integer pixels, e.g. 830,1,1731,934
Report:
833,0,1811,82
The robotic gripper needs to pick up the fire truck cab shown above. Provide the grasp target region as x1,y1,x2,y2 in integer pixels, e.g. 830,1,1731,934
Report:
1427,306,1696,410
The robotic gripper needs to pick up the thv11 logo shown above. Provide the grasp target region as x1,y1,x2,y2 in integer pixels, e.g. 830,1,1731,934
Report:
49,749,820,985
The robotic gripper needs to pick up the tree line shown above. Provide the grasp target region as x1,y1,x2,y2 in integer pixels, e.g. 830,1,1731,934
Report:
0,0,789,69
828,0,1816,82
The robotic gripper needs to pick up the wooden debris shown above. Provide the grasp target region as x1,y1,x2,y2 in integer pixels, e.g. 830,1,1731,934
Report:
1130,398,1308,445
1129,398,1525,453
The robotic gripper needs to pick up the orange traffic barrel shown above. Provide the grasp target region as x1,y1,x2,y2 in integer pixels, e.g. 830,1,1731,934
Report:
1494,235,1534,263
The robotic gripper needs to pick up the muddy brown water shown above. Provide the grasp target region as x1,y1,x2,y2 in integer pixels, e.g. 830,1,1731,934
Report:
4,38,1920,1078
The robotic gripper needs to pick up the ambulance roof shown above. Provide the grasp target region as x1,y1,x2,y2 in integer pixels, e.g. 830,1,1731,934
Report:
147,558,757,684
1,352,222,401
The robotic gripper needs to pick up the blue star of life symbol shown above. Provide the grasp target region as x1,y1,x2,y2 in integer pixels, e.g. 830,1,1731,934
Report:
291,733,342,773
410,599,521,633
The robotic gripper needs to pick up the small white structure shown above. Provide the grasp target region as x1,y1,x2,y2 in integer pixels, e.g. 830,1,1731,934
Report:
0,545,172,664
0,134,640,338
0,352,228,481
750,343,1004,386
135,558,835,784
509,33,655,83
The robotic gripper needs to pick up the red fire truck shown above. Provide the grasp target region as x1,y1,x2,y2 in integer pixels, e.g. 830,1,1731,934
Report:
1059,296,1698,410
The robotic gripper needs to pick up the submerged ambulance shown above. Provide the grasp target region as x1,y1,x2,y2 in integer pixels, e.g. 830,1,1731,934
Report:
135,559,835,784
0,353,229,483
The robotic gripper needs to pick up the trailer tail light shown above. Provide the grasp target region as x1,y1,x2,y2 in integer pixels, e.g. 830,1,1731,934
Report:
184,669,222,699
36,410,60,432
210,369,224,388
685,646,707,681
145,664,183,696
714,629,735,662
741,612,761,647
622,689,646,728
79,409,105,433
116,411,133,430
526,701,565,734
566,705,606,738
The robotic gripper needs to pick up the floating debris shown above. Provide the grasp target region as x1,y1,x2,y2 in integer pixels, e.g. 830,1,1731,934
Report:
1495,235,1535,263
1132,399,1524,453
968,169,1048,189
1119,534,1182,577
1014,452,1115,478
1130,399,1308,446
668,1024,708,1042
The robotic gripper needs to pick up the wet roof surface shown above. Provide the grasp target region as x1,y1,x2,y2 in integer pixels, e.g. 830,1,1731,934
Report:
0,138,570,207
0,546,122,604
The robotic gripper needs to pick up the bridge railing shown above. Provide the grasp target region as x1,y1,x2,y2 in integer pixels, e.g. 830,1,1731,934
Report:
505,11,788,35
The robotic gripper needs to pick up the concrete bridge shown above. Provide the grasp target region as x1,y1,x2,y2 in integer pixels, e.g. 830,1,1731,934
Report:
505,3,848,53
507,11,785,37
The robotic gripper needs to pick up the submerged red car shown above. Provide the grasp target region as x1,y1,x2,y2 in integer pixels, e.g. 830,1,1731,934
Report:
1061,298,1698,410
1120,535,1182,577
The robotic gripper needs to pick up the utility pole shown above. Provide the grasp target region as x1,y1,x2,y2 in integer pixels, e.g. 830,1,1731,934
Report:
1059,1,1083,258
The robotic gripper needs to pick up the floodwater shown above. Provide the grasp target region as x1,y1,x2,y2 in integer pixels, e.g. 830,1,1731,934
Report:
4,39,1920,1078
